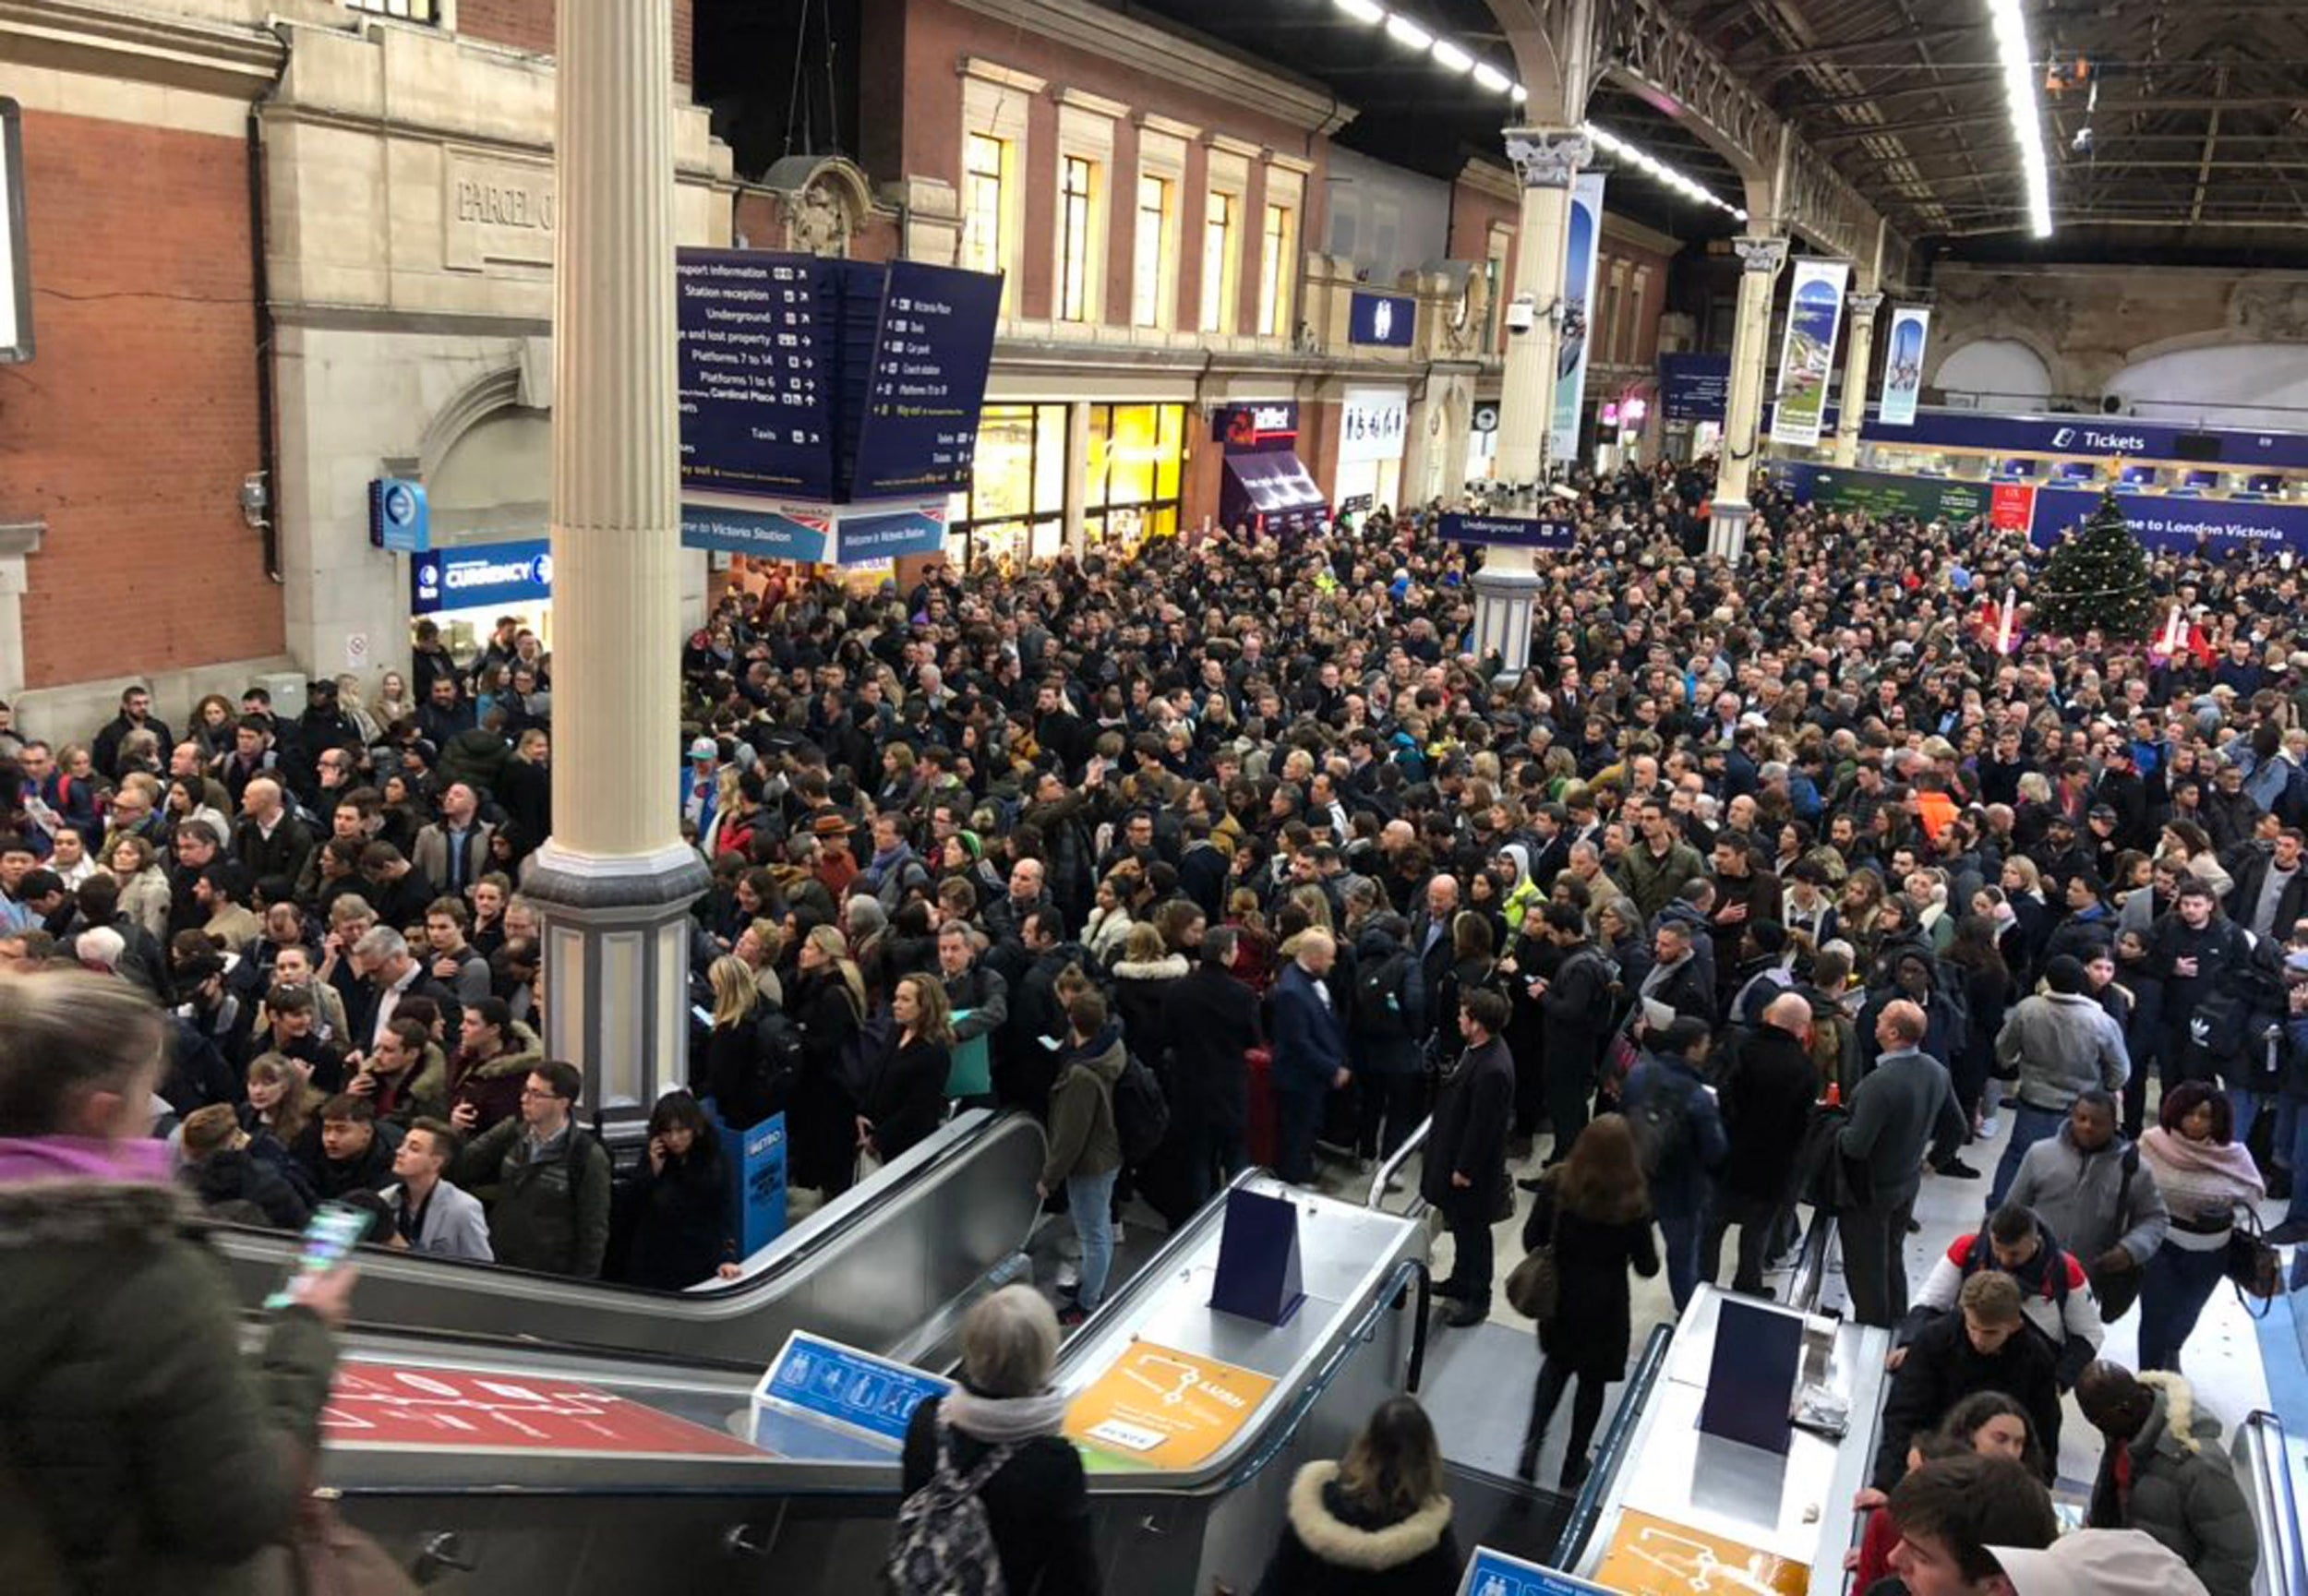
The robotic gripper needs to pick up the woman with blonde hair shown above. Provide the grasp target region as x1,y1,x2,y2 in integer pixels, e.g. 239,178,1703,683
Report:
373,669,415,729
697,954,779,1130
789,924,868,1194
858,971,955,1164
333,674,381,745
1259,1395,1458,1593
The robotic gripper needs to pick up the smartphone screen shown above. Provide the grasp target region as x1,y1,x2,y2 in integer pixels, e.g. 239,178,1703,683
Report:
264,1201,374,1311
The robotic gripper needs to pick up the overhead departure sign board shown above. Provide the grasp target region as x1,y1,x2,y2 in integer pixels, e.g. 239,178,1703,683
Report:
850,259,1004,499
677,249,1000,510
678,249,835,500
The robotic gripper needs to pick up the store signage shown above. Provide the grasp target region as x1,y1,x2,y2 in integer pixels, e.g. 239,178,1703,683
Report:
1771,258,1849,448
1064,1340,1279,1471
411,538,552,616
367,478,430,554
1878,306,1930,427
756,1332,951,1447
319,1362,761,1457
1990,482,2037,532
1348,290,1416,348
1339,493,1375,515
1456,1546,1611,1596
1549,173,1605,461
1214,402,1299,451
1658,354,1729,425
835,505,948,565
1,98,28,364
1439,512,1576,549
680,504,833,562
1340,387,1409,465
848,259,1004,498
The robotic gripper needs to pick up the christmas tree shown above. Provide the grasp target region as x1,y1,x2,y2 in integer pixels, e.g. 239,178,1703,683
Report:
2033,488,2157,641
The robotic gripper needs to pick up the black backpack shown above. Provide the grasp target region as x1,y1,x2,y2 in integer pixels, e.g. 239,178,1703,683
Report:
1354,952,1413,1040
752,1008,806,1115
1627,1067,1691,1179
1112,1053,1172,1168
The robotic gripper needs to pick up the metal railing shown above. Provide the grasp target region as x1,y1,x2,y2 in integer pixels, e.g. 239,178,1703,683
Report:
2241,1410,2305,1596
1367,1115,1433,1215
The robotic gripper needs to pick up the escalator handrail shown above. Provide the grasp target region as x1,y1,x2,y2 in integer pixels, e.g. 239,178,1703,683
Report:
1368,1117,1432,1210
1788,1207,1836,1317
1549,1321,1674,1569
2242,1409,2306,1596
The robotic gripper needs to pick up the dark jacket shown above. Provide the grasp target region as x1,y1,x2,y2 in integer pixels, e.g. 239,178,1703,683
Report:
453,1118,613,1278
1538,941,1618,1083
1167,962,1264,1137
1420,1034,1513,1217
1717,1026,1821,1204
185,1146,312,1231
624,1142,729,1290
1620,1049,1727,1220
902,1395,1099,1595
0,1170,336,1596
1871,1307,2062,1489
1255,1459,1460,1596
442,1022,545,1136
2087,1374,2257,1596
860,1031,953,1163
307,1122,401,1204
1271,961,1349,1098
1838,1047,1965,1209
787,967,863,1193
1110,952,1189,1064
229,814,315,896
1522,1175,1660,1377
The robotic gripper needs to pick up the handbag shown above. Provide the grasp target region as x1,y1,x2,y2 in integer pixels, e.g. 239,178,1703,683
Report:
2225,1204,2282,1314
1505,1175,1563,1323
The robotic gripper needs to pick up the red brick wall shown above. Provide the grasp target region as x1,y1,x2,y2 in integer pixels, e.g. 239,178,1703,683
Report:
457,0,696,82
3,112,281,687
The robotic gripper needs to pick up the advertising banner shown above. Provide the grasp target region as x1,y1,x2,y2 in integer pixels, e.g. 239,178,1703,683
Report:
1659,354,1730,425
1340,387,1410,466
1212,401,1299,453
680,503,833,563
1878,306,1930,427
1438,511,1577,549
721,1110,787,1258
411,539,551,616
1548,172,1605,462
320,1362,761,1458
835,505,947,565
2028,485,2308,554
1770,259,1849,448
848,258,1003,498
1594,1507,1809,1595
1771,461,1988,525
1348,290,1416,347
1990,482,2038,532
1064,1340,1279,1471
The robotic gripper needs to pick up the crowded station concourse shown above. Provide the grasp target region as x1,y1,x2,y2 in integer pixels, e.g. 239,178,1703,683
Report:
9,0,2308,1590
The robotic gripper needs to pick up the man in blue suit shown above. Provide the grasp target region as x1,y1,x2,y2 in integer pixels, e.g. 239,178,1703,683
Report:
1270,927,1350,1185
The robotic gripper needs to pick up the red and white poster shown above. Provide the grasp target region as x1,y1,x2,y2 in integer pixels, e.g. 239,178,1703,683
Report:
319,1361,761,1459
1989,482,2038,533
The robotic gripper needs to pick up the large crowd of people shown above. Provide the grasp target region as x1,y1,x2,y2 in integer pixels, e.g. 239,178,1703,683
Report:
3,452,2300,1591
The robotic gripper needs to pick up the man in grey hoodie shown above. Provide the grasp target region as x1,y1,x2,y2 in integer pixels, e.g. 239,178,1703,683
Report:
1989,954,2130,1210
2004,1088,2167,1319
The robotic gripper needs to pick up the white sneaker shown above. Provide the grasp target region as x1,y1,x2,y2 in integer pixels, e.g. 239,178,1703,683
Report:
1056,1262,1080,1290
1978,1115,2001,1140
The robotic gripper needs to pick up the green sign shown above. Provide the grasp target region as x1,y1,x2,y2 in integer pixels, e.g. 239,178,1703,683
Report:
1774,462,1989,525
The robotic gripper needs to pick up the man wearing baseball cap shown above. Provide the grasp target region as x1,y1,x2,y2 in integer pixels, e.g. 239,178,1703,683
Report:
1986,1530,2210,1596
1884,1453,2210,1596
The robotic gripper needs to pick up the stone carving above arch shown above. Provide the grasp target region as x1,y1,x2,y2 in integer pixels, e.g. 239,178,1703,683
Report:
759,155,878,258
2230,280,2308,343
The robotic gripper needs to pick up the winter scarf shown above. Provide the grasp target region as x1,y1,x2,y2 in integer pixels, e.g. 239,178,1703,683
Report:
942,1384,1070,1445
2140,1126,2265,1234
0,1135,174,1189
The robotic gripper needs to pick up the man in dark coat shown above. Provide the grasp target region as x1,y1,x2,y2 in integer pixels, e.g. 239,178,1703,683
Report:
1269,927,1350,1186
1704,991,1821,1295
1166,929,1264,1208
1532,901,1618,1170
1872,1271,2062,1490
1424,987,1516,1326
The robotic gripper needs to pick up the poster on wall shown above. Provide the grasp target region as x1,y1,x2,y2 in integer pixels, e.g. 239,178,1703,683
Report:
1340,387,1409,465
1769,259,1849,449
1878,306,1930,427
1548,172,1605,462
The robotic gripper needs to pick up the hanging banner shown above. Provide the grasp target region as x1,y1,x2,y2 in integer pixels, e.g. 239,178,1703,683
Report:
1878,306,1930,428
1547,172,1605,462
1769,258,1849,449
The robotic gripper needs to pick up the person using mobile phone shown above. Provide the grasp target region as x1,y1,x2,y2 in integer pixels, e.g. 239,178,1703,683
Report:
0,966,350,1589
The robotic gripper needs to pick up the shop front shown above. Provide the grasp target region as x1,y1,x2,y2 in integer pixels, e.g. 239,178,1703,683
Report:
411,537,554,659
944,400,1191,571
1334,385,1409,516
1215,402,1327,536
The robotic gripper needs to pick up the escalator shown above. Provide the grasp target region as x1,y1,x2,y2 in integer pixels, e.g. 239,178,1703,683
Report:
312,1172,1519,1595
221,1109,1044,1365
2239,1408,2306,1596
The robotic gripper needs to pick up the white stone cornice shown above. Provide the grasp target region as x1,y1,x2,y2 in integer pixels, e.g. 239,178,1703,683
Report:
0,0,288,99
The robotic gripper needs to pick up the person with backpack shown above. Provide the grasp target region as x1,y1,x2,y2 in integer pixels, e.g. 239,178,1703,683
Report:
452,1059,613,1278
1530,901,1619,1170
1350,915,1425,1164
1618,1014,1726,1313
699,954,796,1131
2003,1088,2168,1321
1039,989,1125,1326
1423,988,1517,1327
1900,1204,2105,1389
895,1286,1099,1595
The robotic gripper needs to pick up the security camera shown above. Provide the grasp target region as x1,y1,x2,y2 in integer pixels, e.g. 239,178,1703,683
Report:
1505,294,1537,336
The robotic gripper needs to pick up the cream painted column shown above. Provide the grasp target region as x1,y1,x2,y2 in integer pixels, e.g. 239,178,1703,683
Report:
522,0,710,1120
1474,127,1588,678
1708,234,1788,564
1834,292,1882,467
1064,401,1091,558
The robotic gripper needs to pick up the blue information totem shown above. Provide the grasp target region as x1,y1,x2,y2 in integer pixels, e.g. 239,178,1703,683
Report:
719,1110,789,1260
1210,1185,1305,1326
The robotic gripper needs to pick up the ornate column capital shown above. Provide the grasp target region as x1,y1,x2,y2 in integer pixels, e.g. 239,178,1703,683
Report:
1847,292,1885,318
1503,127,1592,190
1735,234,1790,276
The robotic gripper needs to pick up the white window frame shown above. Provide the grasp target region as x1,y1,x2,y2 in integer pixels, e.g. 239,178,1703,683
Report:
1132,114,1195,332
1200,139,1252,335
959,59,1042,316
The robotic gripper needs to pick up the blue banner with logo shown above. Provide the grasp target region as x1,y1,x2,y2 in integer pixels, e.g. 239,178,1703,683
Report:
836,506,947,564
758,1331,952,1447
1659,354,1729,425
1439,512,1577,549
1349,290,1415,348
680,504,833,563
2029,485,2308,555
848,259,1004,499
411,538,551,616
368,478,430,554
1835,407,2308,470
721,1110,787,1258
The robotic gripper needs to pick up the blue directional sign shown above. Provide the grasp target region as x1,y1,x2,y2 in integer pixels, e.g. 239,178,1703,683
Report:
1349,290,1416,348
677,249,837,500
759,1331,952,1447
848,258,1004,499
1457,1545,1612,1596
1438,512,1577,549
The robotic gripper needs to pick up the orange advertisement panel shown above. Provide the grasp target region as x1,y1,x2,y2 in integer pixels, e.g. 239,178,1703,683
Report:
1063,1340,1279,1472
1591,1507,1810,1595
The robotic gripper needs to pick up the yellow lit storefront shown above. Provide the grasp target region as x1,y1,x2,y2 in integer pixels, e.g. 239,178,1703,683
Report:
947,401,1187,572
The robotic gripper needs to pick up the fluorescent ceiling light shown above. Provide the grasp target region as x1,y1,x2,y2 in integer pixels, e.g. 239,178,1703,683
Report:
1384,13,1434,50
1333,0,1385,22
1431,39,1474,73
1509,83,1528,103
1472,62,1512,94
1582,120,1748,218
1988,0,2053,236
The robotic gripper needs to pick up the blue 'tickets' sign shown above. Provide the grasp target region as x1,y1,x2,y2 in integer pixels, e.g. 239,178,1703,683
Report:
1349,290,1416,348
1439,512,1577,549
411,538,552,616
759,1331,951,1447
1456,1546,1610,1596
